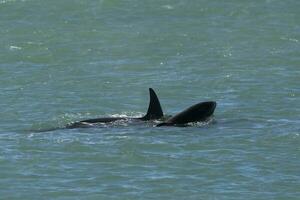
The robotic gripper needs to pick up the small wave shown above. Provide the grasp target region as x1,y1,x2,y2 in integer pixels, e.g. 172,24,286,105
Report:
161,5,174,10
186,117,216,127
109,112,144,118
9,45,22,50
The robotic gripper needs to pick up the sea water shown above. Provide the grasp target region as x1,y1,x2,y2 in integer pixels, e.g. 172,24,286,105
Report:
0,0,299,199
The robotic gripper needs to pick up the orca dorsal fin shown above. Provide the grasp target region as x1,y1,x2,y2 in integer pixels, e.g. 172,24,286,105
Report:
140,88,164,120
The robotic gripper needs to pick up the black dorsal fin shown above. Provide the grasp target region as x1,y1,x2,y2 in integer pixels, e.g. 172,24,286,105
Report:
140,88,163,120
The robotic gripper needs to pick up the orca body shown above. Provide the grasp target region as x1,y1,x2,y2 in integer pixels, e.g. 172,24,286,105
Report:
66,88,217,129
157,101,216,126
66,88,163,128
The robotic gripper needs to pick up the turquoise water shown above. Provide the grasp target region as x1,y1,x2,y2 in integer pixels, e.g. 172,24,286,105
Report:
1,0,300,199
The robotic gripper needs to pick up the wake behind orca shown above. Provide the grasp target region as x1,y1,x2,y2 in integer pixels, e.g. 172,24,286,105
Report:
66,88,216,128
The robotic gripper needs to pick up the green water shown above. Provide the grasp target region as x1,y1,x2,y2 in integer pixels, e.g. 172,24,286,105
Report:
1,0,299,199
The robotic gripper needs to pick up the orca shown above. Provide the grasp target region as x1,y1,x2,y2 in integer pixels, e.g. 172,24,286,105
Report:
66,88,164,128
65,88,217,129
157,101,216,126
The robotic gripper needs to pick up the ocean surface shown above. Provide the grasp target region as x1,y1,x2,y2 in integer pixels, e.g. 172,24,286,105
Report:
1,0,299,199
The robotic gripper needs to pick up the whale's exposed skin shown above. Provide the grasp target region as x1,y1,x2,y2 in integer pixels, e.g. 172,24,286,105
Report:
66,88,164,128
157,101,216,126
